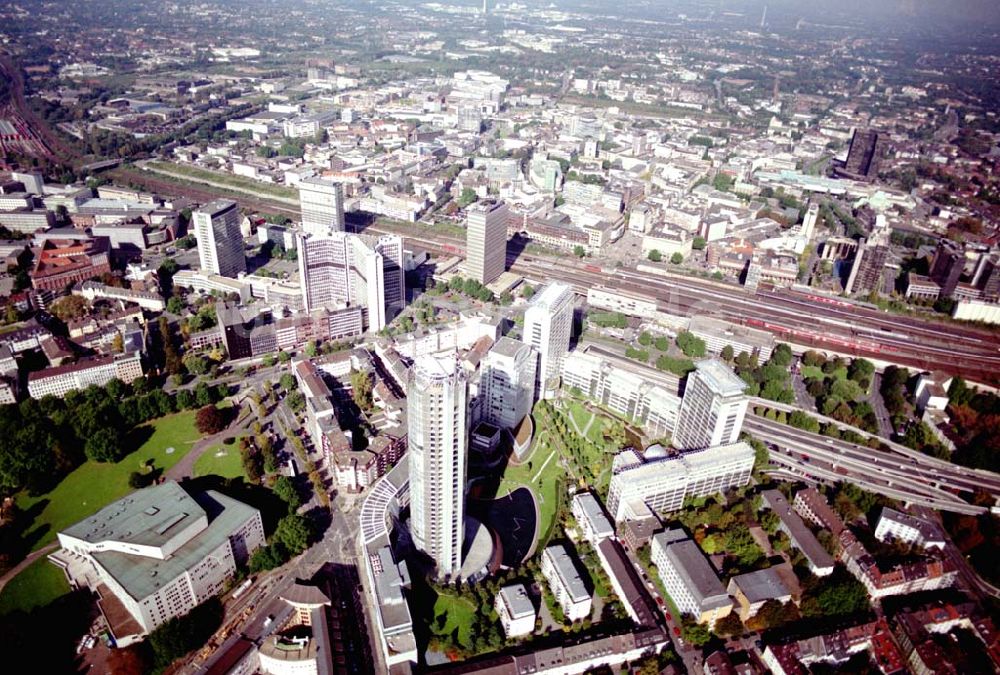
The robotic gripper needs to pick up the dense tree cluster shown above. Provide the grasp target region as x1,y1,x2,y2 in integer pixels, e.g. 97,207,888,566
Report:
733,343,795,403
587,311,628,329
674,330,706,358
0,377,226,494
249,513,313,573
350,369,374,412
800,352,878,432
147,597,223,670
440,275,495,303
945,377,1000,472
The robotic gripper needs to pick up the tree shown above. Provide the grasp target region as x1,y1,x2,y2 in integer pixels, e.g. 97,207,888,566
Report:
107,644,152,675
647,249,662,262
573,245,586,258
286,390,305,413
195,405,226,435
458,188,478,207
304,341,318,358
147,598,223,669
350,369,374,411
692,236,706,250
279,373,296,392
274,513,312,555
521,284,535,299
720,345,734,362
49,295,89,321
277,351,291,363
713,612,744,637
85,427,123,462
675,331,707,357
249,544,285,572
166,296,186,315
192,382,214,408
272,475,302,512
670,252,683,265
111,333,124,354
680,616,711,647
184,354,209,376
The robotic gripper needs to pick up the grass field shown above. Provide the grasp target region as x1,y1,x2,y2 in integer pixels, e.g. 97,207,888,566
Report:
0,557,71,615
498,429,563,548
194,441,245,479
431,593,478,648
18,411,200,552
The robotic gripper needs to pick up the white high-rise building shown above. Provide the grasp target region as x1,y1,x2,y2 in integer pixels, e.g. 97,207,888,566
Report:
297,232,404,331
480,336,537,430
523,281,574,399
674,358,748,451
465,201,509,285
408,353,468,579
299,177,344,236
194,199,246,278
299,231,349,311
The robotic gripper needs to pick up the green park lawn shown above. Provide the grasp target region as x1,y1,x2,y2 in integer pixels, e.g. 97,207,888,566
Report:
0,556,71,615
431,592,478,648
498,419,565,548
194,441,245,479
17,410,200,552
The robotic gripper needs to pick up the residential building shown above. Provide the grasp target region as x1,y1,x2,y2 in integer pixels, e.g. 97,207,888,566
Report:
594,537,663,628
607,442,754,522
495,584,536,638
674,358,748,451
892,601,1000,675
299,177,344,236
523,281,574,399
874,508,945,551
51,481,264,638
793,488,845,537
194,200,246,278
761,490,835,576
651,529,732,626
465,200,508,285
541,545,592,622
256,583,334,675
763,620,906,675
571,491,614,544
27,352,143,399
75,281,166,312
31,237,112,292
727,565,800,621
479,336,536,431
408,353,468,579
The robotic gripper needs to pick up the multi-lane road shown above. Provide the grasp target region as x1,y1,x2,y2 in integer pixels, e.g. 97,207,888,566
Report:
745,414,999,515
